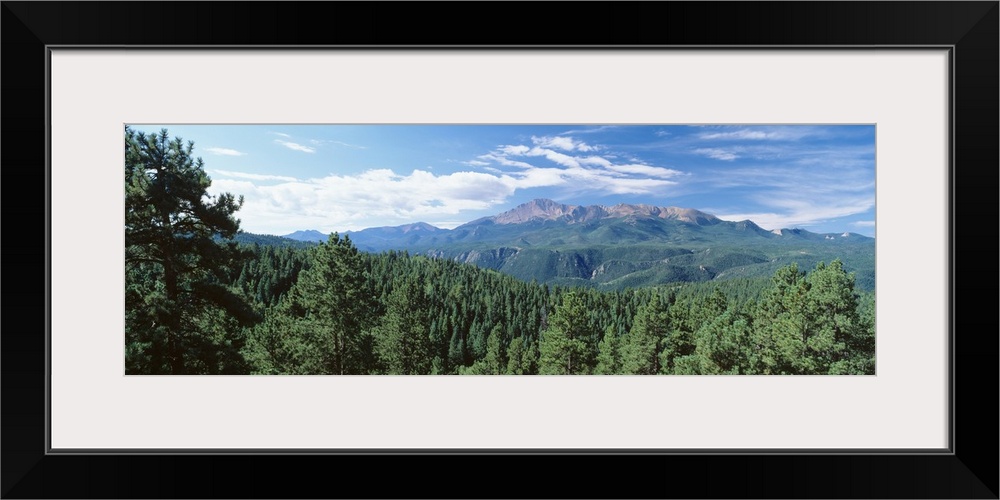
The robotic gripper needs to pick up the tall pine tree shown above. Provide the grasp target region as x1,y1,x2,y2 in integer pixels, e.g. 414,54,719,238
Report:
620,297,670,375
124,127,250,374
538,292,593,375
373,277,434,374
288,233,375,374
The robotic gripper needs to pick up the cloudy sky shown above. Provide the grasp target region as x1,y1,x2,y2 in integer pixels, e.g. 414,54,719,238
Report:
126,124,876,237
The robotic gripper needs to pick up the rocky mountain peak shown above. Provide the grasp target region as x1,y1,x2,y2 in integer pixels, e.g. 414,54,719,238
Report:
487,199,720,226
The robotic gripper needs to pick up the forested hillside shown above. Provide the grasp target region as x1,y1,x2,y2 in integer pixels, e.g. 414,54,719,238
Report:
334,198,876,293
124,128,874,375
128,231,875,375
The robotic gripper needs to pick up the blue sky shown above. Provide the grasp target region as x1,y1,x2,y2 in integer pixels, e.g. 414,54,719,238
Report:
127,124,876,237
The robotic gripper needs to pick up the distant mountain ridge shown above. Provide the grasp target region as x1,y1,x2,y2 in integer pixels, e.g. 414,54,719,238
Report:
285,199,869,244
283,222,444,243
282,229,328,242
272,199,875,291
463,199,722,227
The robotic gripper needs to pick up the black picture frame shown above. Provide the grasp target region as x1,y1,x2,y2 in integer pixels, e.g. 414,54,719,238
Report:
3,2,996,498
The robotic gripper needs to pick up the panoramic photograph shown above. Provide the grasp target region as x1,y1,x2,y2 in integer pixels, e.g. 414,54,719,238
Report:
124,124,875,375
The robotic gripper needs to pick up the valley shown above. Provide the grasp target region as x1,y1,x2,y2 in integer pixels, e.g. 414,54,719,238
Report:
275,199,875,291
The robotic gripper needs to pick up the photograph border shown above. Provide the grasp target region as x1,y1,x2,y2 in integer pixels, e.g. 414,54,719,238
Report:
4,2,997,498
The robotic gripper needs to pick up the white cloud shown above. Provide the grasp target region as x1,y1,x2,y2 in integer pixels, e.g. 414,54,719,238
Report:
275,140,316,153
207,168,519,235
701,130,771,140
270,132,291,138
428,221,465,229
304,139,366,149
559,125,617,135
474,139,687,196
697,126,824,142
205,147,246,156
494,143,588,168
478,153,535,169
213,130,699,234
717,196,875,230
579,156,612,168
852,220,876,227
694,148,738,161
212,170,298,182
501,167,567,189
654,130,671,137
498,145,530,155
531,135,597,152
527,147,581,168
696,137,875,232
534,135,576,151
598,178,675,195
503,165,674,195
604,164,683,178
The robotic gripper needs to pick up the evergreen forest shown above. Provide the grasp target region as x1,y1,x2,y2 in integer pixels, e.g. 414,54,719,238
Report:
125,128,875,375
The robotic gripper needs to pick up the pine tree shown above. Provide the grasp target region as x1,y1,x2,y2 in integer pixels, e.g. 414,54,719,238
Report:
847,291,876,374
522,339,540,375
804,259,867,374
506,337,525,375
538,292,593,375
124,127,250,374
373,277,433,374
692,310,750,374
288,233,375,374
620,297,670,374
483,324,506,375
242,305,327,374
749,263,810,374
448,326,467,371
663,294,696,372
594,326,621,374
749,260,870,375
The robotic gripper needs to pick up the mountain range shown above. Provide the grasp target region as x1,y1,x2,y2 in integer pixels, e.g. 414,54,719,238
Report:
276,199,875,291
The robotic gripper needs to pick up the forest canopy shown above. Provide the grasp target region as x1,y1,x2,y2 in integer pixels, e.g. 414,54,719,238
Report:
125,129,875,375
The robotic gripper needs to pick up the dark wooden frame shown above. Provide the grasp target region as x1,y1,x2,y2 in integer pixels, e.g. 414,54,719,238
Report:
3,2,996,498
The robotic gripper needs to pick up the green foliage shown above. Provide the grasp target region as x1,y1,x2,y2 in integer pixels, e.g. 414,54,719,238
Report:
372,277,434,374
124,127,250,374
234,244,309,307
690,311,751,374
342,210,875,293
242,308,327,374
140,238,877,375
747,259,873,375
620,296,669,374
505,337,526,374
231,231,317,249
538,292,594,374
482,324,506,375
845,292,876,374
242,233,377,374
126,163,875,377
292,233,376,374
594,326,621,375
661,294,696,373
